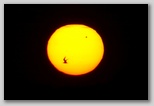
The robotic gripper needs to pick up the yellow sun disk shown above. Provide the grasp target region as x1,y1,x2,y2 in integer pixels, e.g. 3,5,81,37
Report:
47,24,104,75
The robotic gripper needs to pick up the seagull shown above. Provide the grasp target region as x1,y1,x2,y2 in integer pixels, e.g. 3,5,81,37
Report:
63,57,68,64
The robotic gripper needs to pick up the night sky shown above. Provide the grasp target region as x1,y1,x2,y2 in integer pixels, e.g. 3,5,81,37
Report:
4,4,148,100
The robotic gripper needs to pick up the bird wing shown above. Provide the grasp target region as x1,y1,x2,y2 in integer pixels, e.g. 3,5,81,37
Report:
63,57,66,61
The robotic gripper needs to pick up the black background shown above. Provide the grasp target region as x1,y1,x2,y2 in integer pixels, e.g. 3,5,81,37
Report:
4,4,148,100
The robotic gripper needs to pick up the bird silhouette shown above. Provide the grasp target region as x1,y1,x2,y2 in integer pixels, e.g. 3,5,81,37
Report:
63,57,68,64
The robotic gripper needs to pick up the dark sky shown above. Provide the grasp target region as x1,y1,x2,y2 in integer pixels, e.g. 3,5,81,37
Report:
4,4,148,100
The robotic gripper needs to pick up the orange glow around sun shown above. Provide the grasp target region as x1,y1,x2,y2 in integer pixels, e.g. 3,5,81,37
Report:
47,24,104,76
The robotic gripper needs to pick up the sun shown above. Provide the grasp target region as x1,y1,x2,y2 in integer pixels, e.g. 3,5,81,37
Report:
47,24,104,76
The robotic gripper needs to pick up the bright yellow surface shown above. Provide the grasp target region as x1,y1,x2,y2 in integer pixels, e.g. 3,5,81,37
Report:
47,24,104,76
